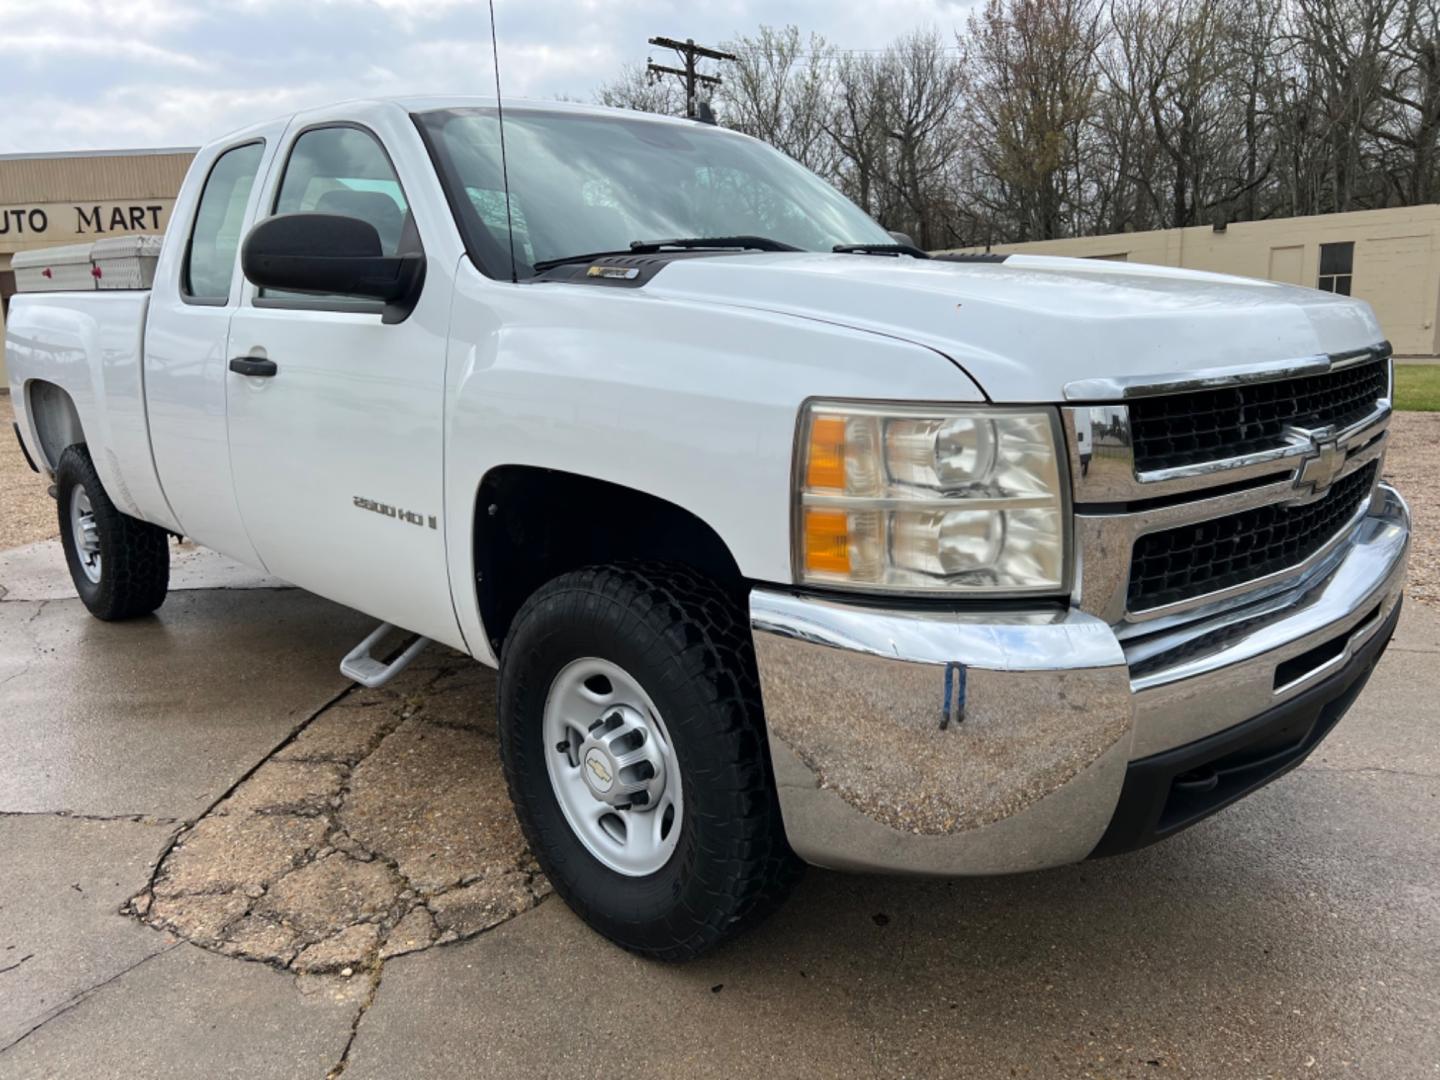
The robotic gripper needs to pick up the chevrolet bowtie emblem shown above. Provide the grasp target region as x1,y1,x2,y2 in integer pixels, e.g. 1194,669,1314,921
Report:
1289,425,1346,498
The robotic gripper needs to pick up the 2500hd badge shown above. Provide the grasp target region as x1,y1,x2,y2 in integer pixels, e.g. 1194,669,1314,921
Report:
353,496,437,529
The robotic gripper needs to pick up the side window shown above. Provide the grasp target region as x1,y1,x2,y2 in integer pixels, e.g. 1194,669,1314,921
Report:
274,127,409,255
1318,241,1354,296
184,141,265,302
262,126,414,304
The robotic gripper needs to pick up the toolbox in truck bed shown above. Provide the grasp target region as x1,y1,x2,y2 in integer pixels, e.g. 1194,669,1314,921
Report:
12,235,163,293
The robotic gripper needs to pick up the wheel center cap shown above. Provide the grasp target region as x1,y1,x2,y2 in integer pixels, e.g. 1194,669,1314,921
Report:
583,748,615,794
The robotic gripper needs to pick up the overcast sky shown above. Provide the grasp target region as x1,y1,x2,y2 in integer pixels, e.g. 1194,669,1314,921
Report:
0,0,979,154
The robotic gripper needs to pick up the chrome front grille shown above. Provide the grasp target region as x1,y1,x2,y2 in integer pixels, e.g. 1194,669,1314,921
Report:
1128,358,1389,472
1128,461,1379,611
1065,343,1392,628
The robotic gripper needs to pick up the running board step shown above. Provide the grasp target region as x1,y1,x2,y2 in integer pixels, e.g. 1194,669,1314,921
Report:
340,623,429,689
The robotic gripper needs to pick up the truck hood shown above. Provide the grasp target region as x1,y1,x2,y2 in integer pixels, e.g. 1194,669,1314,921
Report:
643,252,1387,402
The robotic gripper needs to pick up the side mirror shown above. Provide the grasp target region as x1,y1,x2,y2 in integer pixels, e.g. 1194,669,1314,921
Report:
241,212,425,324
888,230,917,248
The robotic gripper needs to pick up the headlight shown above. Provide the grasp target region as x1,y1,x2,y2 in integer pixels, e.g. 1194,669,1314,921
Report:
794,401,1070,594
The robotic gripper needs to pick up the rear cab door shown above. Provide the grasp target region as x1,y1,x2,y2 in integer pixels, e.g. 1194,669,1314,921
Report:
224,102,469,650
144,121,287,564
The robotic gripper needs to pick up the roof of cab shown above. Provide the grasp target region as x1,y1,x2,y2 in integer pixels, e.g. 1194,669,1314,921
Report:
207,95,708,149
394,96,702,126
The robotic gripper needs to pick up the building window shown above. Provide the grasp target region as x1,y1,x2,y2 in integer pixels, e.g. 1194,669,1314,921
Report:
1318,242,1354,296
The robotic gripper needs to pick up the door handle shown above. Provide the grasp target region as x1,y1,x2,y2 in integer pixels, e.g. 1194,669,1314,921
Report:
229,356,278,378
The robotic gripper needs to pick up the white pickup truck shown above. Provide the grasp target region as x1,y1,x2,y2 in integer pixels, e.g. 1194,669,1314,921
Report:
6,98,1410,960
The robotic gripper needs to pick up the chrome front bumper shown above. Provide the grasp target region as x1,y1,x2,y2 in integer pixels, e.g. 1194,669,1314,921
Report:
750,484,1410,876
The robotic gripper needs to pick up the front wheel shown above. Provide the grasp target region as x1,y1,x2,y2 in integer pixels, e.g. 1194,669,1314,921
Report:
55,445,170,620
498,563,801,961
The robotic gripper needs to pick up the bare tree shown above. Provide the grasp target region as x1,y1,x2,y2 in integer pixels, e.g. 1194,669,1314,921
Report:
717,26,837,175
596,61,686,115
966,0,1108,240
1289,0,1401,210
872,31,970,247
824,53,890,220
822,34,971,245
1089,5,1164,232
1370,0,1440,203
1115,0,1244,226
590,0,1440,246
1231,0,1283,221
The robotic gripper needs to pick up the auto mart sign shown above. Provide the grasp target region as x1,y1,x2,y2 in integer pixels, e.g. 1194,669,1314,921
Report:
0,200,175,252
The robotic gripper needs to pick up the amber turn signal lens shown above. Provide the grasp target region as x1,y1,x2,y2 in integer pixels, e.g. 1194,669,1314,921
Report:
803,508,851,574
805,415,847,491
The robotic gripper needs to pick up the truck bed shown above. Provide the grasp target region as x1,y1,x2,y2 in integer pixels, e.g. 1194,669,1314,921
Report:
6,289,178,532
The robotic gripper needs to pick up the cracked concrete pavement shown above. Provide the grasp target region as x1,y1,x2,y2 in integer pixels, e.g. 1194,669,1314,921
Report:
130,654,549,975
1,536,1438,1078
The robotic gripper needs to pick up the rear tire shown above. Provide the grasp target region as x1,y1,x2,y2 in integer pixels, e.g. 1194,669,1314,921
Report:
498,563,801,961
55,444,170,620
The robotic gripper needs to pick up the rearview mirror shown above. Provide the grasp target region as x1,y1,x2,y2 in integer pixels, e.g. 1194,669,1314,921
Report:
241,212,425,324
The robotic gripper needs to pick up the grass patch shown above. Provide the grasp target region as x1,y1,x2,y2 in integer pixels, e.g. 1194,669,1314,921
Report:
1394,363,1440,411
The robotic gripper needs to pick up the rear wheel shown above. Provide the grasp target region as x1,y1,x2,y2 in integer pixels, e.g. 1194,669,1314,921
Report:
55,445,170,620
498,563,801,961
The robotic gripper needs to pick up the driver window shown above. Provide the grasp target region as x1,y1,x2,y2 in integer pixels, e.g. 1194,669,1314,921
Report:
265,126,416,301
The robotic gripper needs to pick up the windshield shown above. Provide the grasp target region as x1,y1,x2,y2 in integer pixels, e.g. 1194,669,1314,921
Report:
414,106,893,278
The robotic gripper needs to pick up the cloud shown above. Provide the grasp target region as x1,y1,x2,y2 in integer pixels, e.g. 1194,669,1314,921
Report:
2,0,203,31
0,32,206,72
0,0,981,153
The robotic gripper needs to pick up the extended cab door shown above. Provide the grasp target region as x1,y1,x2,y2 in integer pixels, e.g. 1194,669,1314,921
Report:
145,129,284,564
225,114,464,649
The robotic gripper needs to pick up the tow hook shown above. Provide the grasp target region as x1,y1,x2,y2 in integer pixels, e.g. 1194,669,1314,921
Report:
1172,766,1220,794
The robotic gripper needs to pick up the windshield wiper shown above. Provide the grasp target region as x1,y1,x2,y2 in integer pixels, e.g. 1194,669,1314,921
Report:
832,243,931,259
532,236,799,274
630,235,802,254
531,249,632,273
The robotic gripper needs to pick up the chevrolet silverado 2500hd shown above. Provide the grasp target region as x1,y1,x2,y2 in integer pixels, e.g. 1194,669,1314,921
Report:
6,98,1410,960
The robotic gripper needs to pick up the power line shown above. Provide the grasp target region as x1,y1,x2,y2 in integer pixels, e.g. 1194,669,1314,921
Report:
688,43,969,75
727,46,966,55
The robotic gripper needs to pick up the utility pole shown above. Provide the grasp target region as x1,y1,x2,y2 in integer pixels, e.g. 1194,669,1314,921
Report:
646,36,737,119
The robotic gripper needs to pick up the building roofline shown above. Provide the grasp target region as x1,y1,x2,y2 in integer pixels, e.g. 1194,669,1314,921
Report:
0,147,199,162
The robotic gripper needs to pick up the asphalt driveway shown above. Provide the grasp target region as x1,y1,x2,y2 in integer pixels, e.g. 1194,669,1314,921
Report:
1,541,1437,1078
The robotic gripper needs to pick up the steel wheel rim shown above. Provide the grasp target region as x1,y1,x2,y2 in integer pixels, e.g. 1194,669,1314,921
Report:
69,484,102,584
543,657,683,877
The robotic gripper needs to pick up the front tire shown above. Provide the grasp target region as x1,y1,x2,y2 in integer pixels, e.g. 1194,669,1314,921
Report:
55,445,170,620
498,563,801,961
